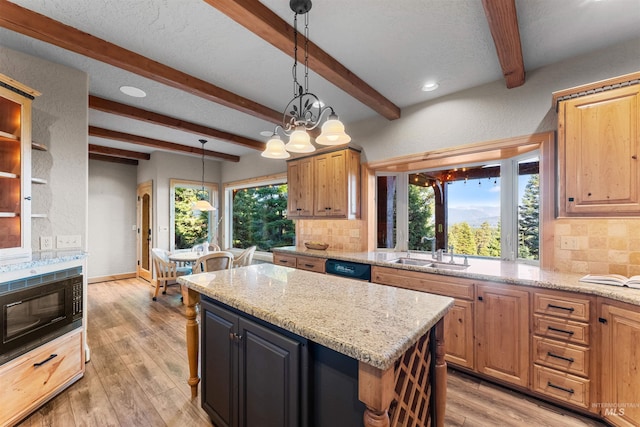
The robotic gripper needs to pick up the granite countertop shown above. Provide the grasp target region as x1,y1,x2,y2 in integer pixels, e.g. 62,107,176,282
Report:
0,251,87,274
273,247,640,306
178,264,453,371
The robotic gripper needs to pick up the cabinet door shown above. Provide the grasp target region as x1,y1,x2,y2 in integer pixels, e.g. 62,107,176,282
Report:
476,284,530,387
314,151,346,217
238,317,302,427
444,299,474,369
0,84,32,262
600,303,640,426
287,158,313,217
560,85,640,215
201,301,238,427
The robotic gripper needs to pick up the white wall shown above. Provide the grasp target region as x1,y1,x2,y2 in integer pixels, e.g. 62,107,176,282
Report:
0,45,88,252
221,151,287,183
88,160,138,278
351,38,640,163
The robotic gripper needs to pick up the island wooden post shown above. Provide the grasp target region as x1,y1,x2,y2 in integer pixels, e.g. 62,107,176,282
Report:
184,287,201,399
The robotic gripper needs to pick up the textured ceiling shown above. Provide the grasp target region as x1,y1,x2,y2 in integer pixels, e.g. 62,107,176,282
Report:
0,0,639,161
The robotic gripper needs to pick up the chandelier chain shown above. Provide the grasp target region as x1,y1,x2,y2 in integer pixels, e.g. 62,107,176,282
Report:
292,12,298,97
304,11,309,94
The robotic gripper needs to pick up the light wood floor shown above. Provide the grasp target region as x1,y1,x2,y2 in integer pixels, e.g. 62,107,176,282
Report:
16,277,606,427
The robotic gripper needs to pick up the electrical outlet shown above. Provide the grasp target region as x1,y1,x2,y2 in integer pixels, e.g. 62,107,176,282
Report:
560,236,579,250
56,235,82,249
40,236,53,250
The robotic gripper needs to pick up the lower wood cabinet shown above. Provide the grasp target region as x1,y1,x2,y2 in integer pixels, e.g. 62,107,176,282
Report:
273,253,326,273
201,298,307,427
0,328,85,427
599,299,640,427
475,284,530,387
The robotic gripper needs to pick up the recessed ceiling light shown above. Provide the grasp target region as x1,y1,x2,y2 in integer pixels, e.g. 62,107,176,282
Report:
119,85,147,98
422,82,439,92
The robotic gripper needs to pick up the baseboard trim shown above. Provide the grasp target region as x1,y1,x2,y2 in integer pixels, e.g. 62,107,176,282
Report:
88,272,137,284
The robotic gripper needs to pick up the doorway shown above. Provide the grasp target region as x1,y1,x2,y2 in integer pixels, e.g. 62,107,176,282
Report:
137,181,153,282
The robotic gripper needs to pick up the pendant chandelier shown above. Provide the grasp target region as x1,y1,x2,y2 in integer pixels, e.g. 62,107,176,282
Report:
192,139,216,211
262,0,351,159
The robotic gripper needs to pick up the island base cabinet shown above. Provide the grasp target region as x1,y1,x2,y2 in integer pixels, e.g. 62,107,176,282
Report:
599,300,640,427
201,299,306,427
444,299,474,370
475,284,530,388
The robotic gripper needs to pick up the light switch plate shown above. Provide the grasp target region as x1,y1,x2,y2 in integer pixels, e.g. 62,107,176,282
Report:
560,236,579,250
56,235,82,249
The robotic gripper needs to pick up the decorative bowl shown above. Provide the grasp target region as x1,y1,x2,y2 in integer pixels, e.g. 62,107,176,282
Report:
305,241,329,250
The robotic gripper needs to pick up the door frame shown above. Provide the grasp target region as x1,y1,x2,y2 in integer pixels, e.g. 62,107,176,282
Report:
137,180,153,282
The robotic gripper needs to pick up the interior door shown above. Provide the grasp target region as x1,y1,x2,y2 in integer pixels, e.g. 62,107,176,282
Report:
137,181,153,282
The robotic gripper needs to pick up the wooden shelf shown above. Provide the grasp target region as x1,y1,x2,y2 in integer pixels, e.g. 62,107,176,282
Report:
0,171,18,179
31,177,47,185
0,130,19,141
31,141,48,151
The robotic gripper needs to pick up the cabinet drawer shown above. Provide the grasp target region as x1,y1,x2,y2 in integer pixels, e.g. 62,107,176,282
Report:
372,266,474,300
533,365,590,409
295,256,326,273
273,254,297,268
0,328,84,426
533,314,590,345
534,292,590,322
533,336,589,377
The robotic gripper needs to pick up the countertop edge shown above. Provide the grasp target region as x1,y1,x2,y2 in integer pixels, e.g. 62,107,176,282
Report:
272,247,640,306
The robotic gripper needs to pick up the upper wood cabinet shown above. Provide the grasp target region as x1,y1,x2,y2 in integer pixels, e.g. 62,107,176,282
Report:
0,74,39,264
286,147,360,219
557,82,640,216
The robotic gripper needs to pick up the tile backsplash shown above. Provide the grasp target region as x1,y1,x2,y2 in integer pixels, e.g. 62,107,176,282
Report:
296,219,366,252
553,218,640,276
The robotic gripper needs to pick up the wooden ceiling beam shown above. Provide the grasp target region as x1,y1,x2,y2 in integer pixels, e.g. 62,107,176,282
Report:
204,0,401,120
88,144,151,160
481,0,525,88
89,126,240,162
89,96,263,151
0,0,282,124
89,153,139,166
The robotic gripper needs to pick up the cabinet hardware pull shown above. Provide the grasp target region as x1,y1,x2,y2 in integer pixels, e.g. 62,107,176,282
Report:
598,317,608,324
33,353,57,367
633,155,637,160
228,333,243,342
325,207,331,210
278,260,288,263
296,208,302,211
547,326,574,335
547,304,574,312
547,351,574,363
304,264,314,268
478,296,483,301
24,196,32,201
547,381,574,394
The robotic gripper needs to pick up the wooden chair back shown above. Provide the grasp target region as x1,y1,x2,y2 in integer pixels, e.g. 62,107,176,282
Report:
151,248,189,300
193,251,234,274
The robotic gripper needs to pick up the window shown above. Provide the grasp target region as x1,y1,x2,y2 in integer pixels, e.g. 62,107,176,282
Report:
170,179,218,250
376,152,540,263
225,177,294,252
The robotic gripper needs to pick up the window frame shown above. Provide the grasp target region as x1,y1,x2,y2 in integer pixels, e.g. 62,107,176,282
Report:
169,178,218,252
369,132,554,268
223,173,290,252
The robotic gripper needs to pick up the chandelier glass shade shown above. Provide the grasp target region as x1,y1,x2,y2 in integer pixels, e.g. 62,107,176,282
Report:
261,0,351,159
192,139,215,212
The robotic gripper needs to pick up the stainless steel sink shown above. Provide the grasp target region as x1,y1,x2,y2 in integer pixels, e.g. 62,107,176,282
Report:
388,257,432,267
388,258,470,270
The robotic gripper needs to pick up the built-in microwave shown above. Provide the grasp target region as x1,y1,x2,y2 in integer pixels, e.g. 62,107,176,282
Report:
0,274,82,364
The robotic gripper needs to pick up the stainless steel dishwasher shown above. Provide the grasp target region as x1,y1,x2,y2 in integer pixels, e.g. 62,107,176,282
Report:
325,259,371,282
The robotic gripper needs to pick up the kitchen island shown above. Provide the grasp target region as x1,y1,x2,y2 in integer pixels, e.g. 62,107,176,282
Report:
178,264,454,427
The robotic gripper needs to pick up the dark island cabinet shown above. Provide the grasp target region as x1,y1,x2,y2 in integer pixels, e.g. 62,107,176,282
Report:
201,298,307,427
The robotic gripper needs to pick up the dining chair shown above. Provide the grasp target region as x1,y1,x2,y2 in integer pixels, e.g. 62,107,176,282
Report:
233,245,257,268
151,248,191,301
208,243,221,252
193,251,234,273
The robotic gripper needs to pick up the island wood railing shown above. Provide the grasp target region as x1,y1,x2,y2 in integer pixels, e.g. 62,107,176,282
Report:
184,288,446,427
